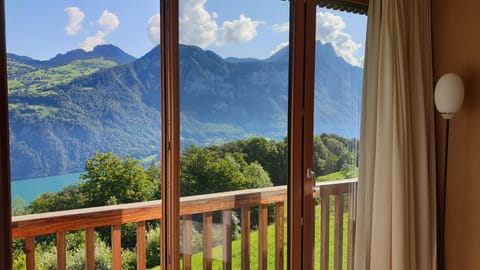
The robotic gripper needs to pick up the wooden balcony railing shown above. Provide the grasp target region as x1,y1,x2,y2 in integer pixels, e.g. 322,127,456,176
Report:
12,179,357,270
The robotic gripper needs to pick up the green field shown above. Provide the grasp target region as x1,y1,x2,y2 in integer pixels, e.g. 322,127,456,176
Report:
8,58,117,94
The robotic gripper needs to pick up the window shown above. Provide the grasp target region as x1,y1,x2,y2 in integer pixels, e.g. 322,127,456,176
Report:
6,1,162,268
178,0,290,268
0,0,368,269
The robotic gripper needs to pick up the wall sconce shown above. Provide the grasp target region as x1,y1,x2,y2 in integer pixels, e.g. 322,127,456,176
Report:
435,73,465,120
434,72,464,270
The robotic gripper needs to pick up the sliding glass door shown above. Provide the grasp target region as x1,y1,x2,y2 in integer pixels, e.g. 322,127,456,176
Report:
177,0,290,269
307,3,367,270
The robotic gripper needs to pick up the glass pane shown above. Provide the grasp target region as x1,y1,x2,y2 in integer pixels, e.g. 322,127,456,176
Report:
312,7,366,270
6,1,161,268
178,0,289,269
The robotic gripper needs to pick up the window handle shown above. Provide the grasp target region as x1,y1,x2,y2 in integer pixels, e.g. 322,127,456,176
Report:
307,168,320,192
307,168,315,179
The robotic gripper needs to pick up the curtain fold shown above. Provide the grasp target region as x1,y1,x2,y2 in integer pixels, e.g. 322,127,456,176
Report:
354,0,437,269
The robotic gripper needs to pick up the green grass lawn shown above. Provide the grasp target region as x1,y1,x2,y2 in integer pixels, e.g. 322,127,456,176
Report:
317,169,358,182
317,171,346,181
150,204,350,270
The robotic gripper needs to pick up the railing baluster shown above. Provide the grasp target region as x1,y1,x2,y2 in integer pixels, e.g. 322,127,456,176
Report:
86,227,95,270
25,236,35,270
137,221,146,270
334,194,344,270
241,205,251,270
321,194,330,270
258,205,268,270
183,215,192,270
112,224,122,270
223,210,232,270
275,202,284,270
56,232,66,270
348,184,357,270
203,212,213,270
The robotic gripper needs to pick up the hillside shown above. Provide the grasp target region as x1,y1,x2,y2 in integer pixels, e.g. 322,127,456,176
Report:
8,42,362,180
7,44,135,69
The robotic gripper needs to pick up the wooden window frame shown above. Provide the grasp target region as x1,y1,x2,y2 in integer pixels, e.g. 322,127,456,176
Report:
160,0,181,269
0,0,12,268
288,0,307,268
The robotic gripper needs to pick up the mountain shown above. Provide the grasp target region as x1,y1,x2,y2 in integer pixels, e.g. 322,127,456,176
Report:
224,57,260,63
6,45,134,97
265,46,289,62
7,44,135,69
178,42,361,138
7,42,362,180
312,42,362,137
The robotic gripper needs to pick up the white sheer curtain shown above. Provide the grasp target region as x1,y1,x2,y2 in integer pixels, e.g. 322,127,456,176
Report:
354,0,437,269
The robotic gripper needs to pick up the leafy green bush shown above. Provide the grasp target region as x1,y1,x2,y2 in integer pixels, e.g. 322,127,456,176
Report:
66,239,112,270
231,211,241,240
146,226,161,268
13,254,26,270
121,249,137,270
35,242,57,270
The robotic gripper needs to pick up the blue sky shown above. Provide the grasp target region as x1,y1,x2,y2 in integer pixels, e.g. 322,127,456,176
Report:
5,0,366,66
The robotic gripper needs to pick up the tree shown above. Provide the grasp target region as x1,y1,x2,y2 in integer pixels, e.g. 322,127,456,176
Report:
337,152,355,173
241,137,286,186
242,161,273,189
313,136,329,176
214,137,287,186
181,147,246,195
79,151,156,207
323,136,347,157
12,196,27,216
146,162,161,199
180,146,273,196
27,185,85,214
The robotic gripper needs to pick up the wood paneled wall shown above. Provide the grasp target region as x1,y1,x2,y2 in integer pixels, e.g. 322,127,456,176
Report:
432,1,480,269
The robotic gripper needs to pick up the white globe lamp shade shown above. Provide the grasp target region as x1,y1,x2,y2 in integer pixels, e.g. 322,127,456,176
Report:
434,73,464,119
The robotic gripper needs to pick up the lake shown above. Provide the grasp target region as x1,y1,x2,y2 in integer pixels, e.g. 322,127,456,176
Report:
11,172,83,205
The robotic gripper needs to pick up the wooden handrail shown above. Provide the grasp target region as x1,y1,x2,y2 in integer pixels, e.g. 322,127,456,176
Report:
12,200,163,239
11,179,358,270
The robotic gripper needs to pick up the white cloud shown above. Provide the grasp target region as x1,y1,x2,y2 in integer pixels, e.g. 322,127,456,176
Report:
269,42,289,56
178,2,263,48
77,10,120,52
147,14,161,45
179,0,217,48
98,10,120,34
316,12,363,67
217,14,262,46
78,31,106,51
64,7,85,36
272,23,289,33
